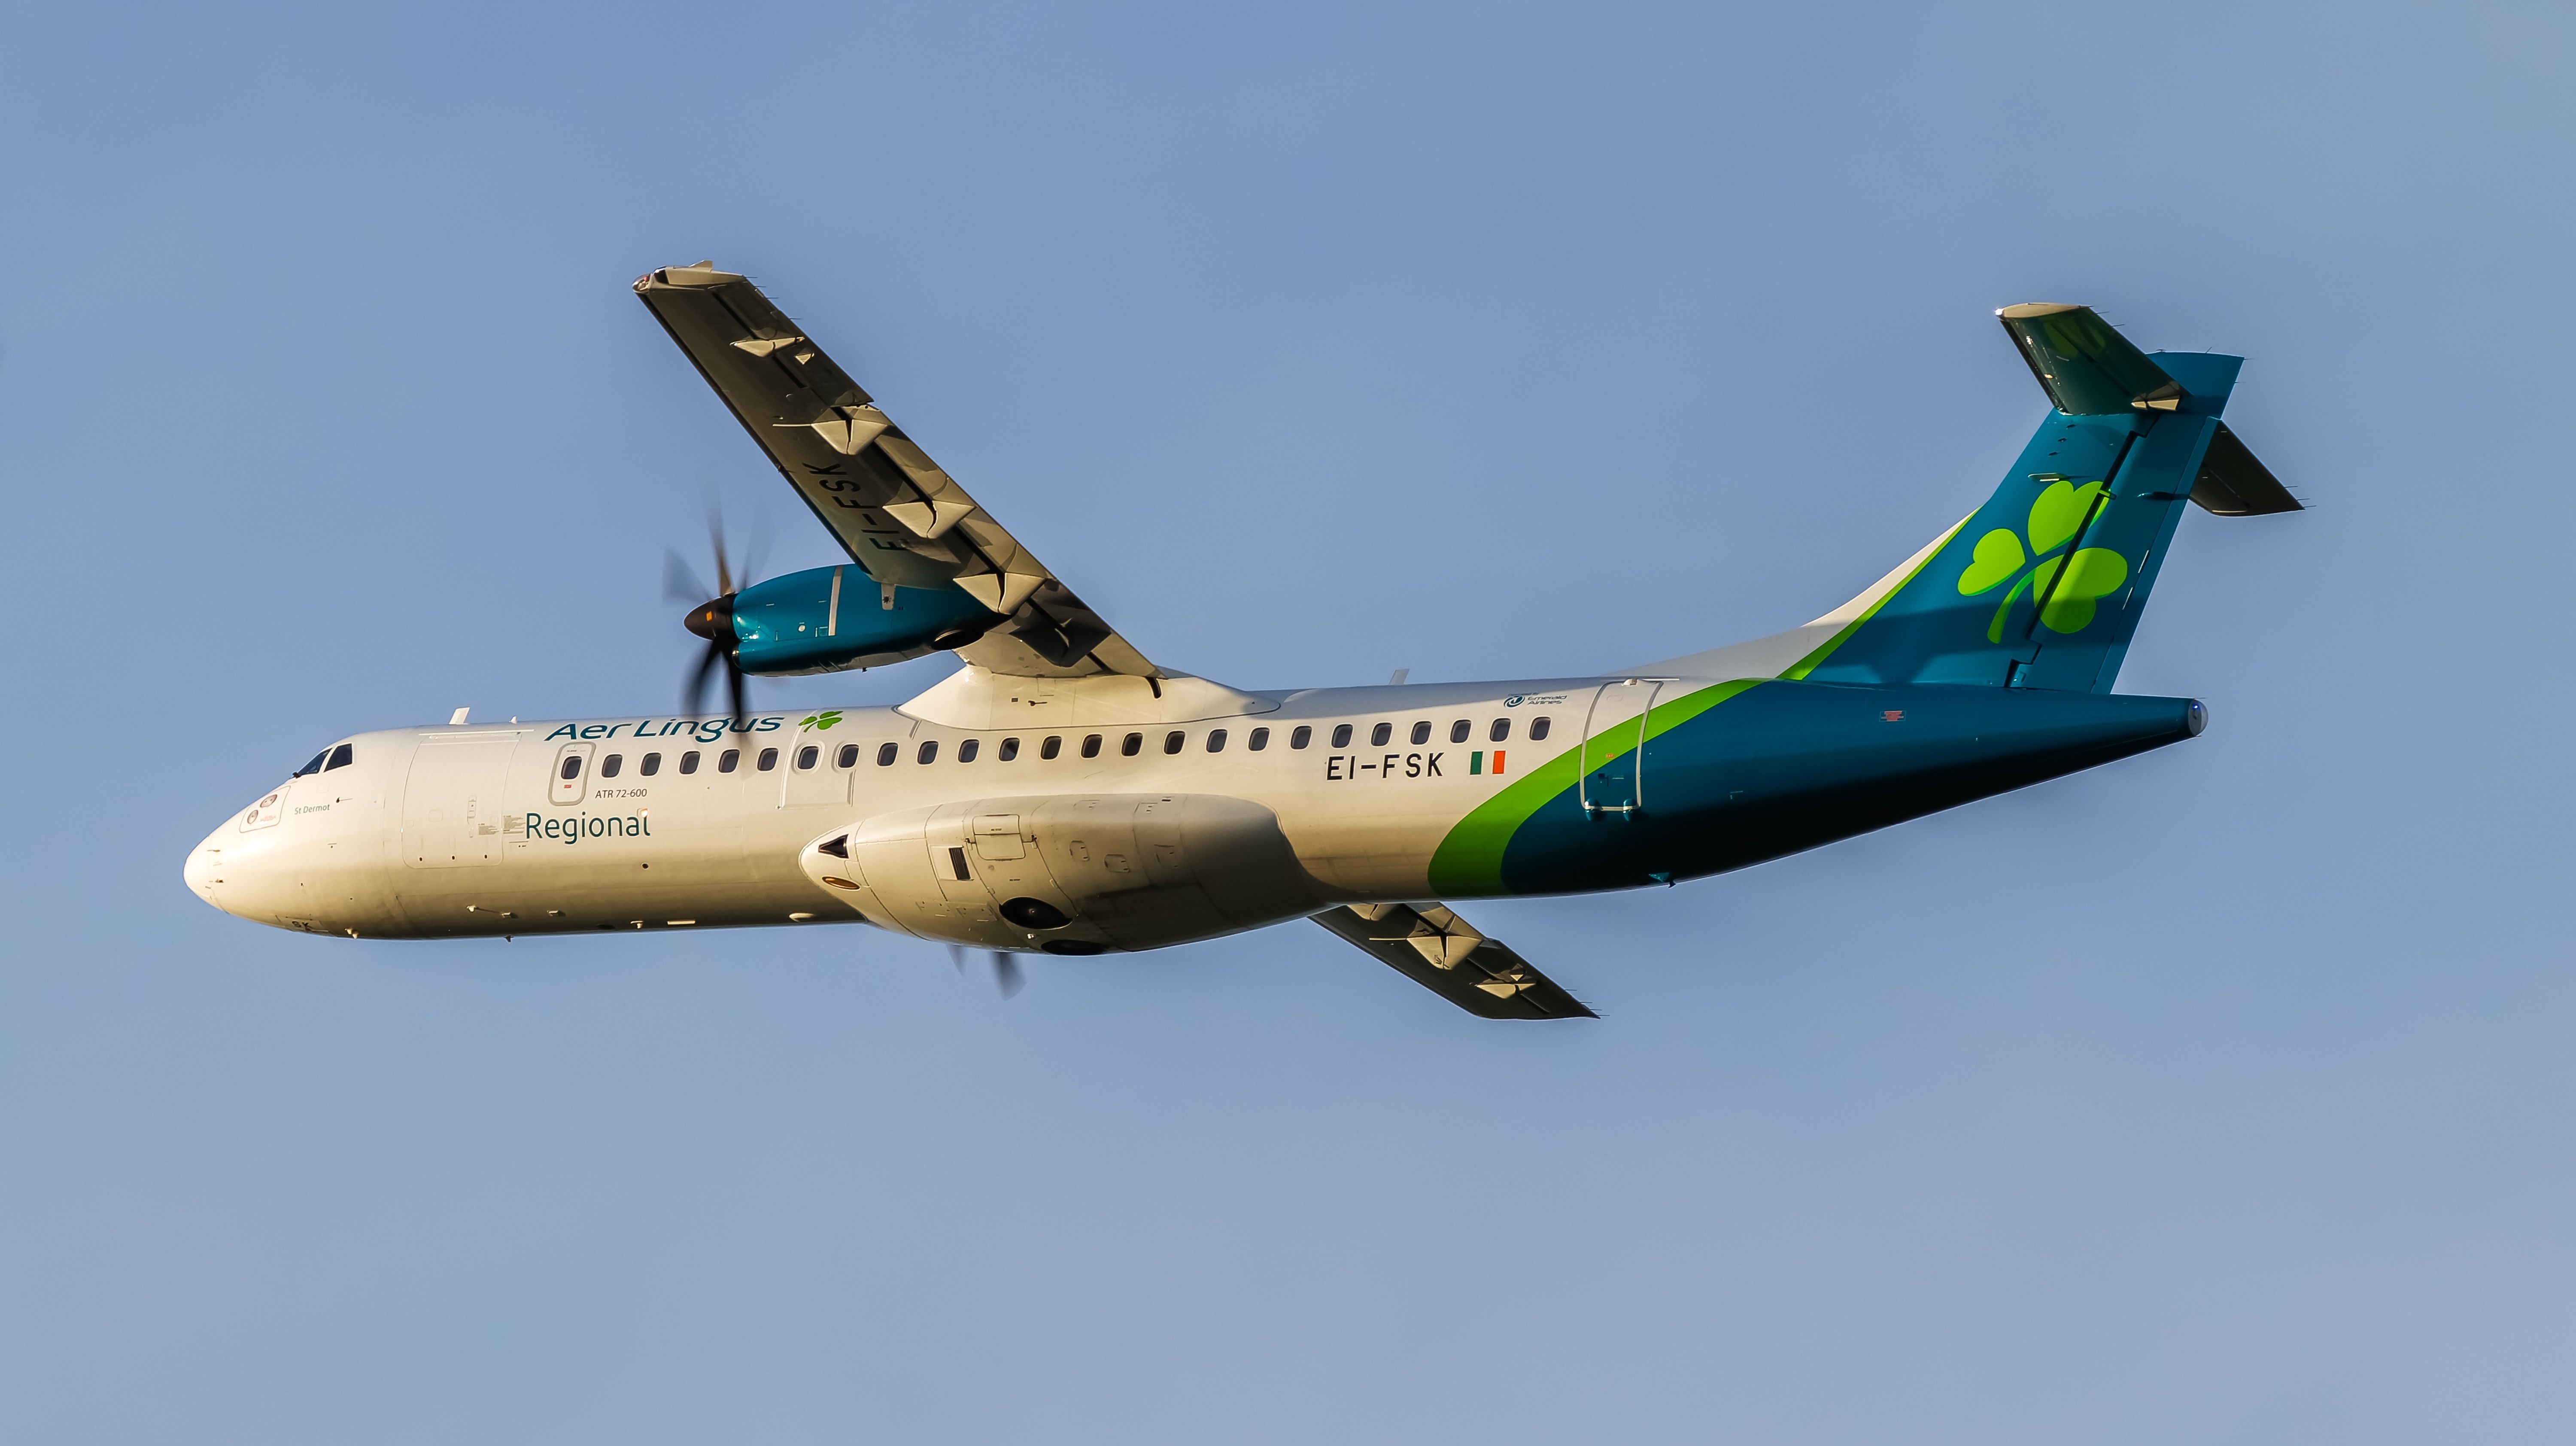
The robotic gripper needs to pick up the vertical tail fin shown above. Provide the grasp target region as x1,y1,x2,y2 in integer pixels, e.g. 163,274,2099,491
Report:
1794,304,2298,694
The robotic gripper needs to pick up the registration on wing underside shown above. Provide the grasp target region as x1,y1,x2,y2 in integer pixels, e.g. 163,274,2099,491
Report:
632,263,1157,680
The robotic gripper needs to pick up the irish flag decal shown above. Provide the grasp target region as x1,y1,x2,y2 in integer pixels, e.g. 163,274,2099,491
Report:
1468,750,1506,775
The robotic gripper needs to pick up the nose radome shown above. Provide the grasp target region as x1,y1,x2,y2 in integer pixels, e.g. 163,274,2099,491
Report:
183,830,230,913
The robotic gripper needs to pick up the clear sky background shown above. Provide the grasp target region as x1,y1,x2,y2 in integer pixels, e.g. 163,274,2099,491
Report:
4,3,2572,1442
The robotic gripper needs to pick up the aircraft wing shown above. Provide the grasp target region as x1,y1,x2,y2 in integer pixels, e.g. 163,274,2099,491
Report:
1313,903,1597,1020
633,263,1159,680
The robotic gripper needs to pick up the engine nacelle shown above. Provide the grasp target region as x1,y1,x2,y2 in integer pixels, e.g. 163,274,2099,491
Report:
799,794,1322,953
732,565,999,676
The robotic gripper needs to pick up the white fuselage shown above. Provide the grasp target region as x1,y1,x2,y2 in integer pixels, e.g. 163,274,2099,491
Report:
185,675,1611,948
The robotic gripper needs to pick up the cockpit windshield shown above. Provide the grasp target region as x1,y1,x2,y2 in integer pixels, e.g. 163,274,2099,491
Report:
292,743,356,777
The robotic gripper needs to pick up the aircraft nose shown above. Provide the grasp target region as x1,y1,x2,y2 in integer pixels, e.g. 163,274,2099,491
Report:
183,827,234,915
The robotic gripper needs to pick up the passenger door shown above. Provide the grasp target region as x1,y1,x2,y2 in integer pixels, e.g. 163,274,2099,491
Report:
404,738,520,867
549,741,596,804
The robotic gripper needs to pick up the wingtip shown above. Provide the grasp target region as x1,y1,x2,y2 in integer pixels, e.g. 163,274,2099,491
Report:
635,261,746,293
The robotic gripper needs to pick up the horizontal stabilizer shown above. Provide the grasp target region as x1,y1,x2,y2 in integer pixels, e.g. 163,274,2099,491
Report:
1998,303,2186,415
2189,422,2303,515
1313,903,1595,1020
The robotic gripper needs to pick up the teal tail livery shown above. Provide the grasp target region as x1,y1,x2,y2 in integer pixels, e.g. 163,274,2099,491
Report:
1431,305,2298,898
186,280,2300,1021
1649,303,2299,695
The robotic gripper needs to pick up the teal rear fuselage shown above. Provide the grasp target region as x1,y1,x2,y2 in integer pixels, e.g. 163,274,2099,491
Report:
1473,680,2200,896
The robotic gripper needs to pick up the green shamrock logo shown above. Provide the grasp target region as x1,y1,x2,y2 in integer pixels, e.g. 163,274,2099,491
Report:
1956,478,2130,642
799,710,844,731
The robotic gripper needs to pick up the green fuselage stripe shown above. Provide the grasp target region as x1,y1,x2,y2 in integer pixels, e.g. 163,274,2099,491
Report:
1425,516,1966,896
1427,678,1760,895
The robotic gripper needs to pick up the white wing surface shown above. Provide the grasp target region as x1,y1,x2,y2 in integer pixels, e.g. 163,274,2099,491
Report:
634,263,1158,680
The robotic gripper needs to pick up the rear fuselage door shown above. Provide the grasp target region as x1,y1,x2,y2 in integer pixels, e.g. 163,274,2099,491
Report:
404,737,521,867
1578,679,1667,817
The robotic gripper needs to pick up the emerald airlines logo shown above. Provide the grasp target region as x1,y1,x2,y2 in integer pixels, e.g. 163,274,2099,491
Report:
1956,479,2130,642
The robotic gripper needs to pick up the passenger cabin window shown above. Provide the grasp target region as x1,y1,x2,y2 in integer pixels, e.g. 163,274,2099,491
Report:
1041,736,1062,759
757,747,780,771
720,749,740,772
877,742,899,766
1288,726,1309,749
1370,722,1392,747
1081,735,1103,759
1449,720,1471,743
957,738,980,763
794,745,818,770
325,743,355,771
917,741,939,764
1206,729,1227,753
640,753,662,776
835,744,860,769
1490,718,1510,742
1163,731,1185,754
1410,721,1431,745
680,750,702,775
1248,727,1269,750
1330,724,1352,748
1529,717,1552,740
559,755,584,781
601,754,623,778
999,737,1020,762
1121,733,1143,756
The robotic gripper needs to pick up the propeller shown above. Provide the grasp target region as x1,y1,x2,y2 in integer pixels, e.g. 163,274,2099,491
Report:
948,944,1027,1000
665,507,758,730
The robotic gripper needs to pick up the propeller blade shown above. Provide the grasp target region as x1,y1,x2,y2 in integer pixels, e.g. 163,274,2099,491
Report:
707,507,735,597
946,946,1025,999
672,502,752,724
739,512,771,592
683,637,725,717
662,548,710,605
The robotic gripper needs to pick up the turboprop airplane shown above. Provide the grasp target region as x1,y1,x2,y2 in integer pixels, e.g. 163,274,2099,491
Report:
184,267,2301,1018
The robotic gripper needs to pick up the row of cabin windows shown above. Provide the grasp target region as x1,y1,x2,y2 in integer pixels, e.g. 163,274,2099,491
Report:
575,749,744,780
1313,717,1550,750
865,715,1549,766
561,716,1556,780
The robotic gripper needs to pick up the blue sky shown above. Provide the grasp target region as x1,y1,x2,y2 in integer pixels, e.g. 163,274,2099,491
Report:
4,2,2573,1441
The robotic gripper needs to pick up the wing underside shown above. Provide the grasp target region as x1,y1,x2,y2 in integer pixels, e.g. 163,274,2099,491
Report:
633,263,1156,679
1313,903,1597,1020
